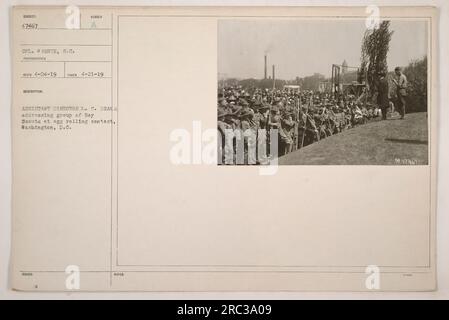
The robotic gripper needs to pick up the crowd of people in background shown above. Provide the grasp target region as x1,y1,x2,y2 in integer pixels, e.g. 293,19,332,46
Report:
217,86,388,165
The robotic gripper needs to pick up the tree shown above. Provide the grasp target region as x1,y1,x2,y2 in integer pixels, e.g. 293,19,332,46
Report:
301,73,325,91
403,56,428,112
360,21,394,93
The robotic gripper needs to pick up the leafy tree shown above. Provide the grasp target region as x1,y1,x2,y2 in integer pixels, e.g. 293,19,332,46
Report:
403,56,428,112
360,21,394,93
301,73,326,91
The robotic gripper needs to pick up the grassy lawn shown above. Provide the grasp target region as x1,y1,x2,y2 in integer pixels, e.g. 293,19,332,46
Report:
279,112,429,165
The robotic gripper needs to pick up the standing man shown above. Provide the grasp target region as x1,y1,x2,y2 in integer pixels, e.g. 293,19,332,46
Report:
377,71,390,120
393,66,408,119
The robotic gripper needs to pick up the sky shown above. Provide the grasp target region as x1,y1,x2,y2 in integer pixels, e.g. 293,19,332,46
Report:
218,19,428,80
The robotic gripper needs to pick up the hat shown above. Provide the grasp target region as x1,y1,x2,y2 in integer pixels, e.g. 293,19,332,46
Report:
230,105,242,116
239,109,253,119
283,110,293,117
218,108,229,119
271,106,279,113
258,103,270,111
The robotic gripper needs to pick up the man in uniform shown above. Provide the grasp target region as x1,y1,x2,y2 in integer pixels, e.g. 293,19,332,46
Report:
377,70,390,120
240,108,257,164
280,110,295,155
297,107,308,149
217,109,233,165
316,107,328,140
392,66,407,119
305,109,320,145
254,103,270,164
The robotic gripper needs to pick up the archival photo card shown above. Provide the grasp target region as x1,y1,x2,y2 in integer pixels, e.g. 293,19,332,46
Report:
217,19,429,165
10,6,437,292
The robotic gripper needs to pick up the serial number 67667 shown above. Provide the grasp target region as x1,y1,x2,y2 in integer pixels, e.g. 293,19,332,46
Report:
221,304,272,316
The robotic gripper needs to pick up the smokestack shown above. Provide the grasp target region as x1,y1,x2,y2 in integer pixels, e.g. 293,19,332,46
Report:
264,55,267,80
272,65,276,89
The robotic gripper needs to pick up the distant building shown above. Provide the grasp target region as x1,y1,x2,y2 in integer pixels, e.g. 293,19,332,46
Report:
318,81,331,93
283,85,300,93
342,60,348,74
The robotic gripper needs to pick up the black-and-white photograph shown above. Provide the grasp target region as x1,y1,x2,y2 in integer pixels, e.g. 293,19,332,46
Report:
217,19,429,165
